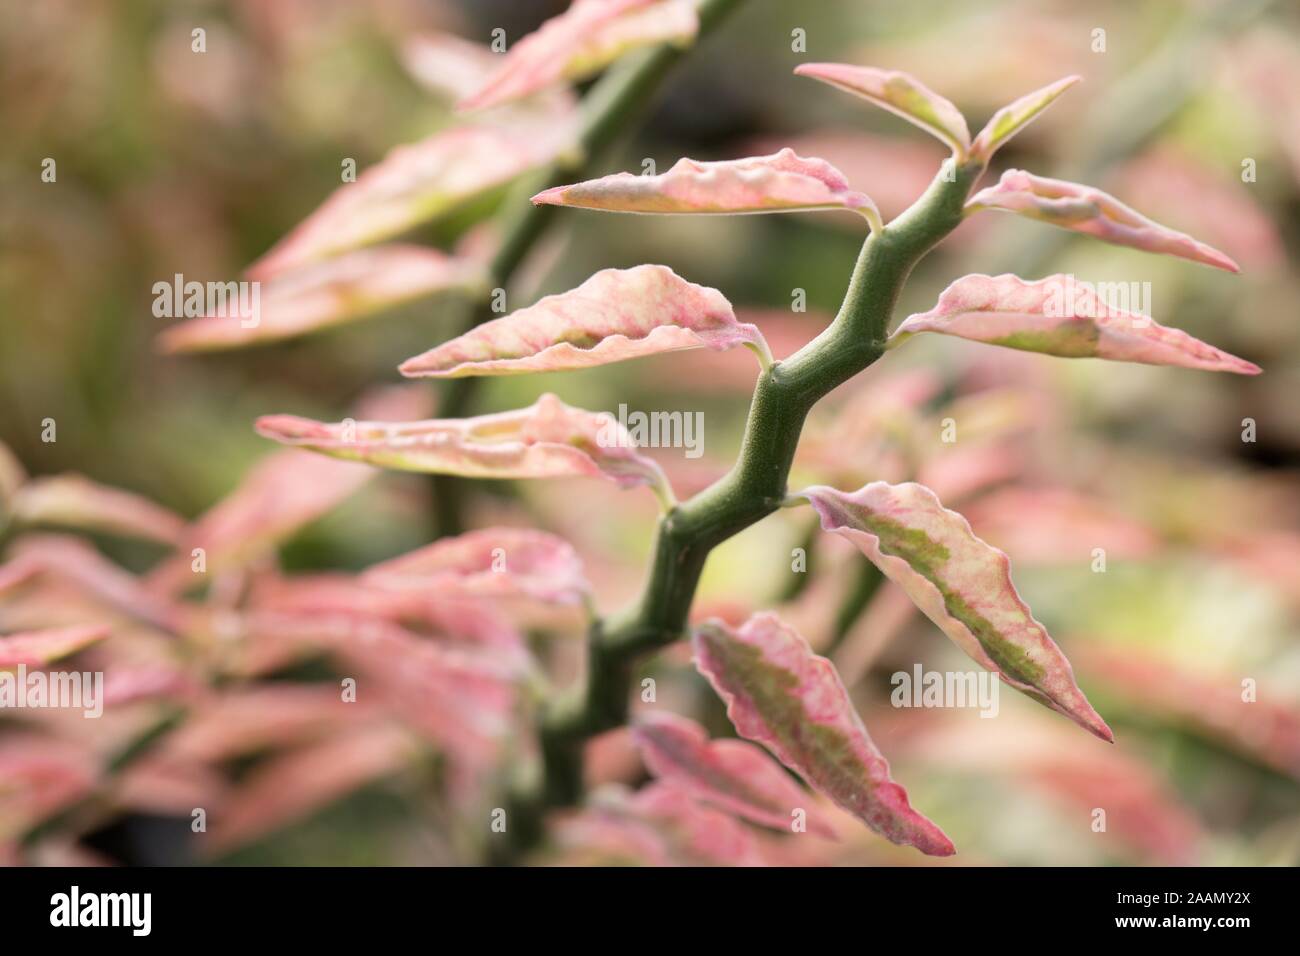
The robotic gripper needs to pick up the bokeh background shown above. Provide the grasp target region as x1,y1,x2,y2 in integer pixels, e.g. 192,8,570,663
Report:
2,0,1298,865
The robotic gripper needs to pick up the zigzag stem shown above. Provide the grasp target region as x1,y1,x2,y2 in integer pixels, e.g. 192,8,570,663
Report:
504,157,988,854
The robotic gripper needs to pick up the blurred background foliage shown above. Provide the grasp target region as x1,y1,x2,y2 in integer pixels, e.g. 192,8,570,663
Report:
1,0,1298,866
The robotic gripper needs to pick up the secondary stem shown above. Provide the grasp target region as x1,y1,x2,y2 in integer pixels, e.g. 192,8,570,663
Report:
525,157,987,830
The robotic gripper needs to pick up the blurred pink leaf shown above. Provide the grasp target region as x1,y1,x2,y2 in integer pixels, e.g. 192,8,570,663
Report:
0,624,108,668
256,393,674,504
402,32,573,115
0,735,97,844
1078,645,1300,781
631,711,835,837
559,782,766,866
246,123,577,279
458,0,698,112
159,246,484,352
401,265,766,378
532,149,878,224
962,487,1160,564
205,726,415,854
794,63,971,158
890,273,1259,374
802,483,1112,742
969,76,1081,163
8,473,185,545
363,526,589,605
966,170,1240,272
167,686,370,762
5,536,181,632
692,611,955,856
148,451,373,593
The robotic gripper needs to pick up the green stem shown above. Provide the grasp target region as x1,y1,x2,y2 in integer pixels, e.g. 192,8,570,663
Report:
430,0,748,537
515,157,988,848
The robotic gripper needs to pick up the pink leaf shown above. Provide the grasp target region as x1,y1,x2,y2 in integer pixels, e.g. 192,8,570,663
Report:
631,711,836,837
205,726,415,854
793,63,971,158
531,149,878,224
148,450,373,593
890,273,1259,374
166,686,370,762
4,536,181,632
969,76,1081,163
802,483,1113,742
401,32,573,115
965,169,1241,272
400,265,767,378
363,526,589,605
458,0,698,112
0,625,108,668
255,393,673,504
691,612,955,856
8,473,185,545
159,246,484,352
246,124,577,279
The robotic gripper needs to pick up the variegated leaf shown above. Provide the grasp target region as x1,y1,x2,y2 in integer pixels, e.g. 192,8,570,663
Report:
247,123,577,279
966,169,1240,272
459,0,698,112
532,149,878,224
692,612,955,856
401,265,767,377
159,247,484,352
802,482,1113,741
362,526,589,605
632,711,835,837
969,76,1081,163
890,273,1259,374
794,63,971,158
256,393,673,504
0,625,109,669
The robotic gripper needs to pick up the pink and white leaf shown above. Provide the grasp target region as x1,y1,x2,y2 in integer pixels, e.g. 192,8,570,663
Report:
691,612,955,856
246,124,577,279
0,625,109,669
255,393,673,503
965,170,1240,272
802,483,1112,741
631,711,835,837
159,246,484,352
363,526,589,605
969,76,1082,163
793,63,971,158
458,0,698,112
400,265,766,377
532,149,878,224
8,474,185,545
890,273,1259,374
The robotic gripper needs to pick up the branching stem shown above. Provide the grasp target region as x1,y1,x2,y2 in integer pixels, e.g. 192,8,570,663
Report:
513,157,988,845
